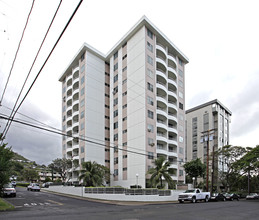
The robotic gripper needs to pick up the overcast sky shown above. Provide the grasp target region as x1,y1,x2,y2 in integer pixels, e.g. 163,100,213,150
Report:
0,0,259,165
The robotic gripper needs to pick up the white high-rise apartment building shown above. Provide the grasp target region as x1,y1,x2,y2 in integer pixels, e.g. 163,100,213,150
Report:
59,16,188,187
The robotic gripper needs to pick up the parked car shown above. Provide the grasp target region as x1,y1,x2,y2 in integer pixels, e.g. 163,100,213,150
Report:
246,193,259,200
223,193,240,201
3,183,16,197
42,182,53,188
27,183,41,191
178,188,210,203
210,193,226,201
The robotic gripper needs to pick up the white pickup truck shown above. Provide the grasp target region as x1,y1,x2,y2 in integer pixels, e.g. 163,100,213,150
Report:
178,188,210,203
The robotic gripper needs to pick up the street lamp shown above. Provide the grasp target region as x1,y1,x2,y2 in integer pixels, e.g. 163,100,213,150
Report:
192,177,195,188
136,173,139,188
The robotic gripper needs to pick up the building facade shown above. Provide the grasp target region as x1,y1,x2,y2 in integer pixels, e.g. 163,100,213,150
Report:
185,99,232,190
59,16,189,187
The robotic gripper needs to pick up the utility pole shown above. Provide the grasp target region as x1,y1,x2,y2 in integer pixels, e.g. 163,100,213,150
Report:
201,129,215,193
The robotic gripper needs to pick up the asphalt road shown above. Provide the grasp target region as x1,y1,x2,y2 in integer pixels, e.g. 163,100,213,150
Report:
1,187,259,220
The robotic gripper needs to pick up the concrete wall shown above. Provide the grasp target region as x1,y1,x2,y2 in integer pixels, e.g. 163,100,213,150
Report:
44,186,184,202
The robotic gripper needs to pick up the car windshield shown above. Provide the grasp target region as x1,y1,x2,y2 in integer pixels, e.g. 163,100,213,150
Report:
33,183,39,186
184,190,195,193
4,183,13,188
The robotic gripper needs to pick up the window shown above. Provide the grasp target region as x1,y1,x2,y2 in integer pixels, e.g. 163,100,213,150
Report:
122,79,127,85
147,55,153,65
123,167,127,171
80,87,85,96
147,96,153,106
147,69,153,78
148,152,154,159
63,86,66,93
113,86,118,95
81,122,84,130
122,104,127,109
122,91,127,96
81,146,84,153
122,66,127,72
105,83,110,87
179,91,183,99
147,29,153,39
105,159,110,163
81,76,85,85
179,80,183,88
114,157,118,164
105,72,110,76
179,136,184,143
105,148,110,152
179,113,184,121
148,138,154,146
105,93,110,98
122,117,127,121
122,42,127,48
114,51,118,60
123,155,127,159
147,124,154,133
179,102,184,110
122,54,127,60
114,169,118,176
80,99,84,107
114,63,118,71
179,58,183,66
62,105,66,112
148,110,154,119
179,170,184,176
81,158,84,163
105,137,110,141
114,74,118,83
105,104,109,109
113,98,118,106
114,133,118,141
80,111,84,119
105,115,110,119
179,147,184,154
178,69,183,77
80,64,85,73
147,41,153,52
147,82,153,92
80,53,85,61
114,122,118,129
123,142,127,146
105,127,110,130
114,110,118,117
123,129,127,134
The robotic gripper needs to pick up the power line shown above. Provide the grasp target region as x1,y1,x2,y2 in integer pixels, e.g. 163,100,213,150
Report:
1,0,63,138
0,0,35,105
0,115,152,159
1,0,83,141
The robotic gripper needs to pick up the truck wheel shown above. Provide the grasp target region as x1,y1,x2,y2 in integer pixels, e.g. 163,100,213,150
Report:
223,197,226,201
205,196,209,202
192,197,196,203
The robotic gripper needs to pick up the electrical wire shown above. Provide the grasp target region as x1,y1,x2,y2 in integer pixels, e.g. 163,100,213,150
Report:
1,0,63,138
1,0,83,141
0,0,35,105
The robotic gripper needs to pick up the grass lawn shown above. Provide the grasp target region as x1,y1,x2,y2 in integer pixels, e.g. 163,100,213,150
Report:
0,197,14,211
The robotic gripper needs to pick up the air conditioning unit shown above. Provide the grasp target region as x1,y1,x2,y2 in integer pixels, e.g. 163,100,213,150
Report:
148,129,151,132
150,143,155,146
63,96,66,102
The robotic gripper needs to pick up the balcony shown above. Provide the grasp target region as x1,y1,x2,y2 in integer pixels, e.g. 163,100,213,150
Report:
156,43,167,57
157,95,167,106
72,66,79,75
156,148,168,157
167,53,177,67
156,69,167,81
157,132,167,143
66,86,72,97
168,113,177,123
168,125,178,136
156,81,167,93
168,66,177,79
73,79,79,90
156,56,167,70
168,101,177,112
168,78,177,89
157,107,167,118
157,119,167,131
168,137,177,146
168,90,177,101
66,74,72,84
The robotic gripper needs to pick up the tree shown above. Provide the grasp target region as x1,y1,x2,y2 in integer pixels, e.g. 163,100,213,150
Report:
79,161,109,187
22,168,39,182
49,158,72,182
215,145,247,190
0,136,14,196
183,158,206,186
147,156,175,189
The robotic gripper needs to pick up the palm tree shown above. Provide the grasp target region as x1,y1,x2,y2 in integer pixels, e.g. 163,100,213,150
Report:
148,156,175,189
79,161,109,187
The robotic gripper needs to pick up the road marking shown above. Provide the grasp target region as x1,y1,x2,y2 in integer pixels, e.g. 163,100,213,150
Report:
31,203,37,206
47,200,63,206
39,203,44,206
24,203,29,206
